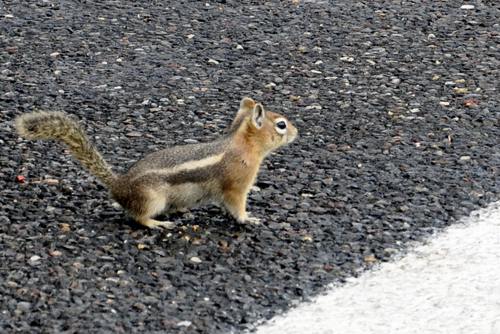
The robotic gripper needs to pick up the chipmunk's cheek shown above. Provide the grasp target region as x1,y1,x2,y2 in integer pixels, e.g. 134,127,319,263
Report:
286,132,297,144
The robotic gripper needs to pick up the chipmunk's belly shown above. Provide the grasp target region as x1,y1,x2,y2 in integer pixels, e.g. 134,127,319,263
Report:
162,181,221,213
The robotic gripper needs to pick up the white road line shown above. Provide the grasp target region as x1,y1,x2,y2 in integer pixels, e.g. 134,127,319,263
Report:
256,203,500,334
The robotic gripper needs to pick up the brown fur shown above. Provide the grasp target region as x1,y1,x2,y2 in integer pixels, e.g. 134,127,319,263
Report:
16,98,298,228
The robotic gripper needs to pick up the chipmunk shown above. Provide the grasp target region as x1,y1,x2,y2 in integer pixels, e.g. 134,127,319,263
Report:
16,98,298,228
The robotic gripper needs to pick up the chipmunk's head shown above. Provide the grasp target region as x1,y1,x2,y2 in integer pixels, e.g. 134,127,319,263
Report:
230,98,298,156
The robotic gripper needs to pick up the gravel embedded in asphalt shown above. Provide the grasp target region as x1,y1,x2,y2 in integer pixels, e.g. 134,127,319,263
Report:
1,1,499,333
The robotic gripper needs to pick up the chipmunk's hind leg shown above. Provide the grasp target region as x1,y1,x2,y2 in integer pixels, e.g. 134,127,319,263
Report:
131,190,177,229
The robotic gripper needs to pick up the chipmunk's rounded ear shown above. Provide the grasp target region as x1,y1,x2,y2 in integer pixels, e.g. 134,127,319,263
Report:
252,103,265,128
240,98,255,110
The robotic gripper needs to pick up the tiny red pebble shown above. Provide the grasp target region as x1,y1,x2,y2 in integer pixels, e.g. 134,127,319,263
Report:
15,175,24,182
462,99,478,106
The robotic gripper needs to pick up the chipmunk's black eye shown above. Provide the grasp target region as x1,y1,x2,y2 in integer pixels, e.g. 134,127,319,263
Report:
276,121,286,130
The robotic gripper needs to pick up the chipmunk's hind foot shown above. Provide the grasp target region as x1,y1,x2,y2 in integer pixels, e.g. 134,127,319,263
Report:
139,218,176,229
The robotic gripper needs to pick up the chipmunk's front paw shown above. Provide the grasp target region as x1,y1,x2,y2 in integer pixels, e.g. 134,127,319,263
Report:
230,209,261,226
244,217,261,225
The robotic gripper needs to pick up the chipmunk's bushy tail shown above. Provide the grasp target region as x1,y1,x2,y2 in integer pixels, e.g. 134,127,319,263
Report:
16,111,117,188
